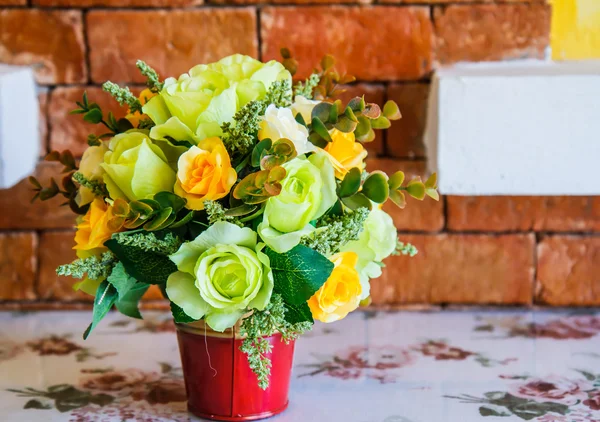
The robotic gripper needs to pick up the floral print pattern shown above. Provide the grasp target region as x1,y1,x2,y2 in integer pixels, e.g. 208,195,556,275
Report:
1,310,599,421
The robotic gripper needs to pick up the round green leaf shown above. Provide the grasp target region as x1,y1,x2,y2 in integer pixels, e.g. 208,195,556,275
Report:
389,190,406,209
406,180,426,200
337,167,362,198
389,171,405,190
342,193,372,211
362,172,389,203
383,100,402,120
370,116,391,130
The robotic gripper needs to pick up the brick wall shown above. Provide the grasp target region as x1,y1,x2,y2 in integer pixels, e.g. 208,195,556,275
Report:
0,0,598,310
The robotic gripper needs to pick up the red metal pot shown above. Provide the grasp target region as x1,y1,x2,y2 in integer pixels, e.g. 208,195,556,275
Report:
176,320,295,421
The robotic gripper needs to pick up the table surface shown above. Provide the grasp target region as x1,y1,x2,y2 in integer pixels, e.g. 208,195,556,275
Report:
1,310,600,422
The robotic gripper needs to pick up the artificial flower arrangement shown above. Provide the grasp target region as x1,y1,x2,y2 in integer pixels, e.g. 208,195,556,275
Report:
31,51,438,393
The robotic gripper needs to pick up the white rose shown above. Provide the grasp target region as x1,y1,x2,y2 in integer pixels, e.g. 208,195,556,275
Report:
258,104,315,156
290,96,320,123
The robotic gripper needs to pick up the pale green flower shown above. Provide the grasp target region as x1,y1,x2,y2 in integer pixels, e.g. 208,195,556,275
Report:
167,222,273,332
100,131,186,201
143,54,291,144
258,151,336,253
341,207,397,299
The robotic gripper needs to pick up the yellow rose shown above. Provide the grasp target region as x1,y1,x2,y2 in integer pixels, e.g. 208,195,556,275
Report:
126,88,157,127
308,252,362,323
323,129,367,179
174,137,237,210
74,198,122,256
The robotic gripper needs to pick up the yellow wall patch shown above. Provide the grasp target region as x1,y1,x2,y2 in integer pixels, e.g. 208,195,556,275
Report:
551,0,600,60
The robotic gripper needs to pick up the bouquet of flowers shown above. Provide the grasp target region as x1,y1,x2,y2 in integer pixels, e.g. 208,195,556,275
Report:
31,51,438,389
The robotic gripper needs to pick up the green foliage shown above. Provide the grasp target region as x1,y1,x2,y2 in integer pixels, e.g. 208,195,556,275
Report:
104,239,177,285
240,294,312,389
136,60,163,92
337,167,362,198
170,302,198,323
115,283,149,319
56,252,117,280
110,192,190,232
361,171,389,204
264,245,334,324
233,166,286,205
252,138,297,170
84,280,118,339
294,73,321,99
204,200,244,227
72,172,108,197
388,171,439,209
106,262,138,298
300,207,369,256
394,240,418,257
264,79,292,108
279,47,298,77
111,231,182,255
102,81,143,114
221,101,266,158
70,91,134,135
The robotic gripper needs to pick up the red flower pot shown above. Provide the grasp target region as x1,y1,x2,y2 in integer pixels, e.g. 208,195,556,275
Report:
176,321,295,421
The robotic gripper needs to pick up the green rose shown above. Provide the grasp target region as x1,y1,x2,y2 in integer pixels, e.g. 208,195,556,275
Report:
341,207,397,299
258,151,336,253
100,131,186,201
167,221,273,332
143,54,291,144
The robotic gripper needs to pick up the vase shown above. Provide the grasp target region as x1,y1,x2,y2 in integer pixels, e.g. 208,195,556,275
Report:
176,320,295,421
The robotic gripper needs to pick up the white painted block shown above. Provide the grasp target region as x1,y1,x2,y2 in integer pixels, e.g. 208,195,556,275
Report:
424,61,600,195
0,65,39,189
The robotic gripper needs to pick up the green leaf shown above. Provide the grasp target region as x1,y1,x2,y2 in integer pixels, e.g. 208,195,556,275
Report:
284,302,314,325
389,171,405,190
138,199,161,210
83,108,103,124
334,116,357,133
311,117,332,143
105,239,177,285
116,118,134,133
383,100,402,120
252,138,272,168
83,280,117,339
478,406,511,417
311,102,332,123
337,167,361,198
106,262,137,299
356,128,376,143
143,207,173,231
154,191,186,213
170,302,198,323
389,189,406,208
370,116,391,130
362,171,389,204
348,96,365,113
129,201,154,217
169,210,195,229
24,399,51,410
406,180,426,200
115,283,149,319
265,245,334,322
355,115,371,137
342,192,372,211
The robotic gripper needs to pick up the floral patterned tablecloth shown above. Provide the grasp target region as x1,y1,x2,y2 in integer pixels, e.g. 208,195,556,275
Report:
1,310,600,422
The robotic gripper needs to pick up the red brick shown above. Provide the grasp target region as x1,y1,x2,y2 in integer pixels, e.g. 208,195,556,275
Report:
447,196,600,232
434,4,551,64
213,0,368,3
88,9,258,84
367,159,444,232
536,236,600,306
370,234,535,305
38,231,92,301
0,162,77,230
0,0,26,5
262,6,433,81
387,83,429,158
34,0,202,5
49,86,132,157
334,84,386,157
0,232,37,300
382,0,544,3
0,10,86,84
